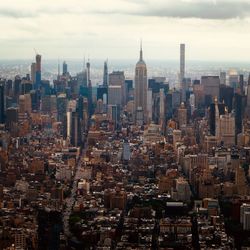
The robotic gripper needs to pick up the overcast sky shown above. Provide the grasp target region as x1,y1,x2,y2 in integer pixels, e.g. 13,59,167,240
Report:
1,0,250,61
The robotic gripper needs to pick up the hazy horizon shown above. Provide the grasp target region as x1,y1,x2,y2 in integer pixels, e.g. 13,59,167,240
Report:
1,0,250,60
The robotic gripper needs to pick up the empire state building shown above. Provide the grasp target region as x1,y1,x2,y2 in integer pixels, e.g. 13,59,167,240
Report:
135,43,147,125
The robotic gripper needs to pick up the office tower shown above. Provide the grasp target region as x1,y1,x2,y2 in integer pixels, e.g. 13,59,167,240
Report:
172,90,181,111
108,104,120,128
218,111,235,146
135,43,147,125
35,54,42,89
30,90,39,111
159,88,165,126
31,62,36,83
67,110,81,146
108,85,122,106
165,93,173,120
147,89,153,122
71,111,81,146
62,61,68,75
13,76,22,102
41,96,50,113
6,107,18,131
239,74,244,94
189,93,195,116
109,71,125,105
209,99,225,136
193,82,204,109
219,85,234,112
21,80,33,94
103,60,108,86
5,79,12,97
177,102,187,128
97,85,108,102
57,94,67,138
125,79,133,103
229,70,239,91
246,74,250,116
19,94,32,114
180,43,185,101
201,76,220,103
77,95,84,120
235,163,247,195
220,72,226,85
122,140,131,161
96,99,103,114
0,83,4,123
234,93,243,136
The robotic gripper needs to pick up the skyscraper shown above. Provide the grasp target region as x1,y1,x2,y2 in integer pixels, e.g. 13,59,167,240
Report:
0,83,4,124
103,60,108,86
62,61,68,75
180,43,185,101
35,54,42,89
109,71,125,105
31,62,36,84
135,42,147,125
246,74,250,115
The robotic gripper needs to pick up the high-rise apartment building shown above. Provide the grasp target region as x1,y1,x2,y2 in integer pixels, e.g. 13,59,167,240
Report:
35,54,42,89
180,43,185,101
103,60,108,86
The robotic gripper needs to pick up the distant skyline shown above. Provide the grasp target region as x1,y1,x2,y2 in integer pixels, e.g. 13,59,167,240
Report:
1,0,250,61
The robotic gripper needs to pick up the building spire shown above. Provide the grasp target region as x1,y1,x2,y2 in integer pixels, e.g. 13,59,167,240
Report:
140,39,143,61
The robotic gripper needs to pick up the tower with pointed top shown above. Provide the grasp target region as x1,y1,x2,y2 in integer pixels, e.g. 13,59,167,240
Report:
135,42,147,125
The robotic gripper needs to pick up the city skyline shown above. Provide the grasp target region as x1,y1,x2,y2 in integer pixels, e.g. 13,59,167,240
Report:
1,0,250,60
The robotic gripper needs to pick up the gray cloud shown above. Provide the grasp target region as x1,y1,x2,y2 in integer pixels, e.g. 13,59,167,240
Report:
0,9,36,18
99,1,250,20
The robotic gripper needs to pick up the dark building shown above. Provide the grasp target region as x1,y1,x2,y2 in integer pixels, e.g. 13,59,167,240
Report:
97,85,108,102
37,209,62,250
125,80,133,102
193,79,200,85
13,76,21,103
21,81,33,94
5,79,12,97
239,74,244,95
219,85,234,113
41,80,51,96
62,61,68,75
0,83,4,123
35,54,42,89
57,94,67,122
148,79,169,95
6,107,18,131
209,102,225,136
30,90,40,111
234,93,243,137
165,93,173,120
103,60,108,86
